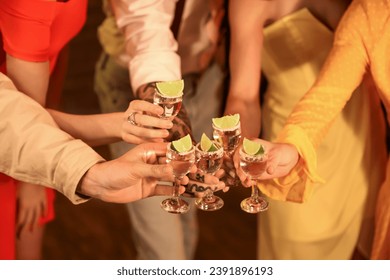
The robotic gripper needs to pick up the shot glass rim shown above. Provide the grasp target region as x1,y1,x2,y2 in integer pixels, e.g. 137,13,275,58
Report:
239,145,267,161
154,88,184,99
167,142,196,156
212,121,241,132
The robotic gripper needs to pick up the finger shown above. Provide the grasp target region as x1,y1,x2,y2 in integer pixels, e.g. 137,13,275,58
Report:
122,126,169,142
213,180,226,192
129,99,165,116
123,122,170,138
16,207,28,239
154,184,179,196
134,113,173,129
180,176,189,185
265,150,280,176
125,142,168,162
188,164,197,174
131,162,174,181
20,207,33,237
214,169,225,179
30,208,38,232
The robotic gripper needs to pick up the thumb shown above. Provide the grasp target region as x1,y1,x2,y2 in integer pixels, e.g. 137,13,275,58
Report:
266,151,279,175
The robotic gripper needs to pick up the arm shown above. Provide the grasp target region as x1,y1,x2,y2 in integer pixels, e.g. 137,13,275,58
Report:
256,0,371,202
0,74,104,204
0,0,58,234
225,0,272,138
48,99,173,146
0,75,211,204
111,0,192,141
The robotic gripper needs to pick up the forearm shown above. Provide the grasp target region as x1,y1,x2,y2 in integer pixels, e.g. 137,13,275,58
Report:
227,0,266,138
48,109,123,147
6,55,50,106
0,79,104,204
224,93,261,138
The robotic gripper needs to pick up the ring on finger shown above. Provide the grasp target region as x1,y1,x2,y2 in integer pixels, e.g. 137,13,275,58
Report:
127,111,141,126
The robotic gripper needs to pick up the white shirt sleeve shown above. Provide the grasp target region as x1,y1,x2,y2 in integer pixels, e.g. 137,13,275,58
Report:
111,0,182,92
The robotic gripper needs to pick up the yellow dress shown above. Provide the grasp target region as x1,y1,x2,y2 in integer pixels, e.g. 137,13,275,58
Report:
258,8,387,259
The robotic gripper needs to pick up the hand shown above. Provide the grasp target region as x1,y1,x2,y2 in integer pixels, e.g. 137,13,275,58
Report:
183,169,227,198
135,83,192,141
234,139,299,184
78,142,191,203
16,183,47,238
122,100,173,144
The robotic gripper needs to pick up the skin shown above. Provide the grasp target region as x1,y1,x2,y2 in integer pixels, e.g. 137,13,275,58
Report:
225,0,351,184
78,142,225,202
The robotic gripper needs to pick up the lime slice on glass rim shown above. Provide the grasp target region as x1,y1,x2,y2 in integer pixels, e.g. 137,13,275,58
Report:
243,137,265,156
156,79,184,97
171,134,193,153
212,114,240,130
200,133,218,152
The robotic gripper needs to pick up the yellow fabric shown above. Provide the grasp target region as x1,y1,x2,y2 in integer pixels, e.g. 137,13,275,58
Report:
259,8,387,259
271,0,390,259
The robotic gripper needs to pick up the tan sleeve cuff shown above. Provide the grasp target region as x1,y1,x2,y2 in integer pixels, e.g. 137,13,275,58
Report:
53,141,105,204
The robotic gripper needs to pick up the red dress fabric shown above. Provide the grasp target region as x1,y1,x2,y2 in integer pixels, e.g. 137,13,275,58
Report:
0,0,87,259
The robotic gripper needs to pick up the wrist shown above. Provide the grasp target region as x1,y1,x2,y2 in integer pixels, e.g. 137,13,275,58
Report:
77,163,105,199
135,82,155,100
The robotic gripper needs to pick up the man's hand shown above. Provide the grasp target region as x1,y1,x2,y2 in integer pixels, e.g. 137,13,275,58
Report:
78,142,190,203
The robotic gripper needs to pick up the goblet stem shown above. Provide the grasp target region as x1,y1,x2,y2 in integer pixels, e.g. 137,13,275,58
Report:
195,181,224,211
240,180,269,213
251,184,260,202
161,176,190,214
224,153,241,187
204,189,216,203
172,178,181,202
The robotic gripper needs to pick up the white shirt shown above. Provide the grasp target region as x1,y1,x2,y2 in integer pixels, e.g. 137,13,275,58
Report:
109,0,223,92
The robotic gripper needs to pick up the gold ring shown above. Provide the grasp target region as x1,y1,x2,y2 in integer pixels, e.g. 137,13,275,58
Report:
127,112,140,126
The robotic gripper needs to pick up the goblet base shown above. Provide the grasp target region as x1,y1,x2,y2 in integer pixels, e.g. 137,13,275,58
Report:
195,195,224,211
161,198,190,214
240,197,269,213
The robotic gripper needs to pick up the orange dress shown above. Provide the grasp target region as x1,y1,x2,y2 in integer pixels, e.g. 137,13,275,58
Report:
0,0,87,259
259,0,390,259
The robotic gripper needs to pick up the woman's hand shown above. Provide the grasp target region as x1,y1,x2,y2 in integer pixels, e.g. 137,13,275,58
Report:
234,139,300,185
16,183,47,238
122,100,173,144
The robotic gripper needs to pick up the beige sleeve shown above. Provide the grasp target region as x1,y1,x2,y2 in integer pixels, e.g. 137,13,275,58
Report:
0,73,105,204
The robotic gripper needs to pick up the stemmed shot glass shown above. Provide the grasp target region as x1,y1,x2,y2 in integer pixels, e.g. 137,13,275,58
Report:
194,134,224,211
212,114,241,186
153,80,183,120
161,134,195,214
239,138,269,213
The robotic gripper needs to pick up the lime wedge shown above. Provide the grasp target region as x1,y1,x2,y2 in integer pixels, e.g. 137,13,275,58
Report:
200,133,212,151
200,133,219,152
156,79,184,97
212,114,240,129
171,134,192,153
243,138,265,156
